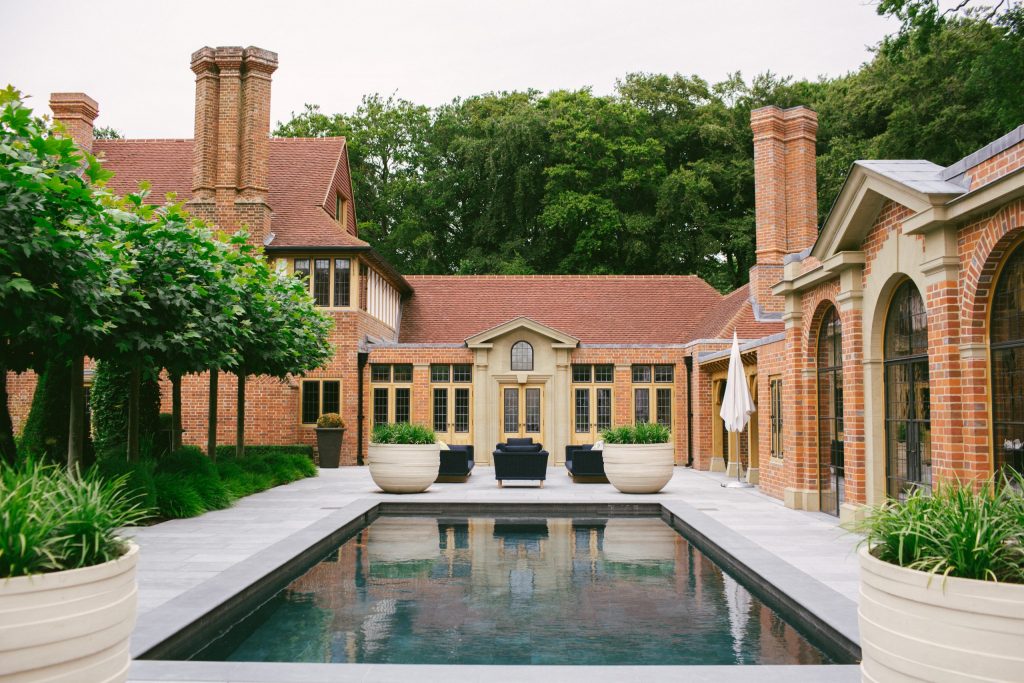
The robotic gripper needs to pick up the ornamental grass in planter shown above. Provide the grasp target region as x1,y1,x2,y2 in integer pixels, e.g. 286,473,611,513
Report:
1,462,150,683
367,423,440,494
601,423,675,494
857,476,1024,683
314,413,346,468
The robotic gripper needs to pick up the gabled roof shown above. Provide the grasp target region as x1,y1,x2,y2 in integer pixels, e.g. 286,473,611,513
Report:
93,137,369,249
811,159,967,261
398,275,726,345
465,317,579,347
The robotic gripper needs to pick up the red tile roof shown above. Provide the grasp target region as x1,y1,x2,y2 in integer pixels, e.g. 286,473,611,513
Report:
398,275,728,344
690,284,784,340
93,137,368,249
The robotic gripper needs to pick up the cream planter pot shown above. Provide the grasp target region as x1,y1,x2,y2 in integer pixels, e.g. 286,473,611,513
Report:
0,541,139,683
368,443,441,493
603,443,675,494
858,545,1024,683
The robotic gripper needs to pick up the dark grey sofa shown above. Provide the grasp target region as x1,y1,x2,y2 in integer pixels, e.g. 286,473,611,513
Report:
565,444,607,481
437,445,474,481
493,438,549,487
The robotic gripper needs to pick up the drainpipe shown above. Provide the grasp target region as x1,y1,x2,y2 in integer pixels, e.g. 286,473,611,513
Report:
684,356,694,467
357,351,368,465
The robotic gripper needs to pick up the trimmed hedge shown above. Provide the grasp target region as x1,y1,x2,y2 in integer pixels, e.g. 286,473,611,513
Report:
90,445,317,521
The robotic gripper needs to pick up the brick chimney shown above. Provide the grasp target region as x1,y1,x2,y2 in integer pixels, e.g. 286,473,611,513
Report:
749,105,818,314
187,46,278,245
49,92,99,153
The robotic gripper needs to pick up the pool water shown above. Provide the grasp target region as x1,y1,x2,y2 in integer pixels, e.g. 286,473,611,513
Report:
192,515,834,665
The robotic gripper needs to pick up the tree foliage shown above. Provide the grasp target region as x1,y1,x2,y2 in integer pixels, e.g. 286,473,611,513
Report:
275,8,1024,291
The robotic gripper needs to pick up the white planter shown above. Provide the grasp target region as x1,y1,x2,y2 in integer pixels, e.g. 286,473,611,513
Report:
603,442,675,494
858,545,1024,683
367,442,440,493
0,541,139,683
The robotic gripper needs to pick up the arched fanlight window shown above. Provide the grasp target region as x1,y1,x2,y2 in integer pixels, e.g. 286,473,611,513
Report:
511,341,534,371
991,242,1024,475
817,306,844,516
883,280,931,500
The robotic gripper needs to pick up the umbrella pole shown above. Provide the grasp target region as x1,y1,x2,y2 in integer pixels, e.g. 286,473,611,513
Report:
722,430,754,489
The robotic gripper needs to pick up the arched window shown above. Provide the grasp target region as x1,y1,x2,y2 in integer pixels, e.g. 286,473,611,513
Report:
991,242,1024,475
511,341,533,371
884,280,931,500
817,306,844,516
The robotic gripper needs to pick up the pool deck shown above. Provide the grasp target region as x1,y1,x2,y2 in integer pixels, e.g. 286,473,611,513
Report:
126,466,863,682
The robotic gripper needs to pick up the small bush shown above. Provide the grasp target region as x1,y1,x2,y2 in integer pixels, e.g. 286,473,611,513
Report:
153,473,207,519
0,461,150,578
158,446,218,479
859,477,1024,584
214,444,314,460
602,422,671,444
371,423,436,445
92,453,158,512
316,412,345,428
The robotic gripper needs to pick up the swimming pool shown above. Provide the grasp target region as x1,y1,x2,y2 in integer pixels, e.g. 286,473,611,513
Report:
184,513,838,666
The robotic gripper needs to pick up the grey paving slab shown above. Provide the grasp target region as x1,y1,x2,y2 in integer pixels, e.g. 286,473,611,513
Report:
124,465,864,682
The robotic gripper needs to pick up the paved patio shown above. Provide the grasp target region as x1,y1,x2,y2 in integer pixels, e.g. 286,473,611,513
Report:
125,465,864,682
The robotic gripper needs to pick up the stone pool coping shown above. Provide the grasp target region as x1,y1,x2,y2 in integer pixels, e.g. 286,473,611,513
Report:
129,496,861,682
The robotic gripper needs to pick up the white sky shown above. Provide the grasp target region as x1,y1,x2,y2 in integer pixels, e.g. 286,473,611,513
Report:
1,0,897,138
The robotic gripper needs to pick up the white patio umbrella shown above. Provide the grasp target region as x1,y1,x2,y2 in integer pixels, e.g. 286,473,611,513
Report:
720,332,756,489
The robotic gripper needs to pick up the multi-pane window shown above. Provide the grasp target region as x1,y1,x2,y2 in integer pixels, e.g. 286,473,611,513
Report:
292,256,353,308
884,280,932,500
992,243,1024,476
370,364,412,425
572,365,614,439
300,379,341,424
511,341,533,371
769,378,783,458
632,364,673,428
432,364,472,439
818,306,844,517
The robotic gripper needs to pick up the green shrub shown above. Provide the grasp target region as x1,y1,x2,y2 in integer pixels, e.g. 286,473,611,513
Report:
90,359,162,454
0,461,150,578
214,444,314,460
158,446,218,479
19,357,74,466
859,478,1024,584
186,472,233,510
153,473,207,519
371,423,436,445
92,453,158,512
601,422,671,444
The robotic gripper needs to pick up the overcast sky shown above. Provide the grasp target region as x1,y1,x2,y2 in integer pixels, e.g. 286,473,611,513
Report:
2,0,897,138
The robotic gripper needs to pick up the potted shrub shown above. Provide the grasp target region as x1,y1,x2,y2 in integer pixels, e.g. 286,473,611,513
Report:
0,462,149,683
601,423,675,494
367,423,440,493
857,479,1024,682
314,412,345,468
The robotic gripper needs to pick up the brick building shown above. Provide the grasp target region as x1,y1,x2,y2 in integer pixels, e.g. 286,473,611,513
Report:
12,45,1024,524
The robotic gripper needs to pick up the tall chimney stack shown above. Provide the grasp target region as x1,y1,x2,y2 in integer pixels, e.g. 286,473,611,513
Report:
187,46,278,244
49,92,99,153
749,105,818,313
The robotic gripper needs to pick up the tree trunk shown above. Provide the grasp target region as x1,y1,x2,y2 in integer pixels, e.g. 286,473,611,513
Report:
207,368,218,460
170,371,183,451
67,354,85,474
0,357,17,467
235,369,245,458
127,360,141,462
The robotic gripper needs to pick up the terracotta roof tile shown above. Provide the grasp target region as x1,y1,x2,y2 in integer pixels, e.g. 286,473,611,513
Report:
690,284,783,340
399,275,726,344
93,137,368,249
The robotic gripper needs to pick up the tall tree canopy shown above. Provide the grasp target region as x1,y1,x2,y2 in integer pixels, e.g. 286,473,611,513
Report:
275,6,1023,292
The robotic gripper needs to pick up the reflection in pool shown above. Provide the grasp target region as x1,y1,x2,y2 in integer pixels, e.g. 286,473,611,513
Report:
193,515,833,665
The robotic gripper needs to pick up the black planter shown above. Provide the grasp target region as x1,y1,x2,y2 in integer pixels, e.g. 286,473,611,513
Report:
315,428,345,468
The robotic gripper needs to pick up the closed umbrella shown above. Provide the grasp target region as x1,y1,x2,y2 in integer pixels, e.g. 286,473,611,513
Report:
720,332,756,489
